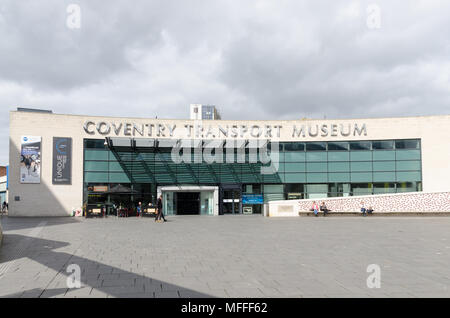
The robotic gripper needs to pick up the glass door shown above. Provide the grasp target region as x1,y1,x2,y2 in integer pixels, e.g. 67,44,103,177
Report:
200,191,214,215
163,191,176,216
221,186,242,214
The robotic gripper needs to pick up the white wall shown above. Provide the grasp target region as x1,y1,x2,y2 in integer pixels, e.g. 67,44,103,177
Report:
269,191,450,216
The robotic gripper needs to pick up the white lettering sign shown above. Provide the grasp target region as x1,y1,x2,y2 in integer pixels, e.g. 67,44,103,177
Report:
83,121,368,139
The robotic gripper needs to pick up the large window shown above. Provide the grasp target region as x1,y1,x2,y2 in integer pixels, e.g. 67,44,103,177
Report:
277,139,422,197
83,138,423,203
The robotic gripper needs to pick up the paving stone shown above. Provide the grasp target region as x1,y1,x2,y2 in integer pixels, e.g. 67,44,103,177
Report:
64,287,92,298
102,279,136,287
154,291,180,298
39,288,68,298
1,216,450,298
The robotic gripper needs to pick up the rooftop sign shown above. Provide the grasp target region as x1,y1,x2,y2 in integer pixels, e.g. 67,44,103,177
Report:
83,121,367,139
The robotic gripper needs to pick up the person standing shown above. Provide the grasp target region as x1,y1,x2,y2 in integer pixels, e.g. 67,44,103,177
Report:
156,194,166,222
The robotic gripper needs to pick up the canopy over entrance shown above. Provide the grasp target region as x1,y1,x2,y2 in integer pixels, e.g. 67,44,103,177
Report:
107,184,138,194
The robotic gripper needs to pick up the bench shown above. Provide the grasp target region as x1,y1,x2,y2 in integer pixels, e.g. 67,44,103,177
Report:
298,210,370,216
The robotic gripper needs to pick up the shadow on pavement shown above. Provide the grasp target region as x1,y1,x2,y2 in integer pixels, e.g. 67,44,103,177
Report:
0,234,212,298
0,216,83,232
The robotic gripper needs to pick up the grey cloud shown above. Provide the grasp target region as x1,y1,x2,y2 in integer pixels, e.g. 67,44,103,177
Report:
0,0,167,90
218,1,450,120
0,0,450,165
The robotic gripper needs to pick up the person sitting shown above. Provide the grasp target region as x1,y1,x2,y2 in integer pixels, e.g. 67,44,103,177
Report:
360,201,366,216
320,201,331,216
310,201,319,217
366,206,374,215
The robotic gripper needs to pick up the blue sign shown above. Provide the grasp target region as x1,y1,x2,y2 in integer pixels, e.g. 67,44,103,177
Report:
242,194,264,205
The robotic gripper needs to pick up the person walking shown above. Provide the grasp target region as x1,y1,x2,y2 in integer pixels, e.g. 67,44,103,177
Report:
137,201,142,217
311,201,319,217
156,195,166,222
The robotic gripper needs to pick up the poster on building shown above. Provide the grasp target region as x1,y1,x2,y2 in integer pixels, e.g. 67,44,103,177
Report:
52,137,72,185
20,136,41,184
242,194,264,204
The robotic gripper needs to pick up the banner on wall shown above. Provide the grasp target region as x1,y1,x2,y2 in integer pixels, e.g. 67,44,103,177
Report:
52,137,72,185
242,194,264,204
20,136,41,184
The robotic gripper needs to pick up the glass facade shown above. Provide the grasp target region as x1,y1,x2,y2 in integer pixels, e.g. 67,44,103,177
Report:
83,138,422,211
201,106,215,120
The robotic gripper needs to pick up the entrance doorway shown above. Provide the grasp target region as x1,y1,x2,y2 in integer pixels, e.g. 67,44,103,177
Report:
176,192,200,215
159,186,219,215
220,185,242,215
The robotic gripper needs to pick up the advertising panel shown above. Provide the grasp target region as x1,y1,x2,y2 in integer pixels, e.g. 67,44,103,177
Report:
52,137,72,185
20,136,41,184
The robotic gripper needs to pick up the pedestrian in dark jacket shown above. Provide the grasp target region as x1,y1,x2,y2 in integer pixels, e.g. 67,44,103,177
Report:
156,194,166,222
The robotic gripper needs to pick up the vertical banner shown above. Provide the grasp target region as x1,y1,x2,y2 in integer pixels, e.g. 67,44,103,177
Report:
20,136,42,184
52,137,72,185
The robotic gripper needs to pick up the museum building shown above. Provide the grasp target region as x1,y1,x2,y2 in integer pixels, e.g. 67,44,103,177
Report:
8,108,450,216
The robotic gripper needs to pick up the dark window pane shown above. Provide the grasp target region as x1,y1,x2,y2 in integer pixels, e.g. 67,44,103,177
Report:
372,140,394,150
283,143,305,151
395,140,419,149
306,142,326,151
350,141,371,150
327,142,349,151
285,183,304,193
85,139,105,149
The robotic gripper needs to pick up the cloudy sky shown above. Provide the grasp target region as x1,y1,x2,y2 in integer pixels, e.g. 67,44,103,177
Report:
0,0,449,165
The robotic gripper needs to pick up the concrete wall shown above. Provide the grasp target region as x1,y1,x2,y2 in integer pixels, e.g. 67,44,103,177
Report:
9,112,86,216
269,191,450,216
8,111,450,217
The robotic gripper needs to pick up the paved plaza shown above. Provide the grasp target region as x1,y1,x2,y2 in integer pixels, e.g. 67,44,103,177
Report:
1,215,450,298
